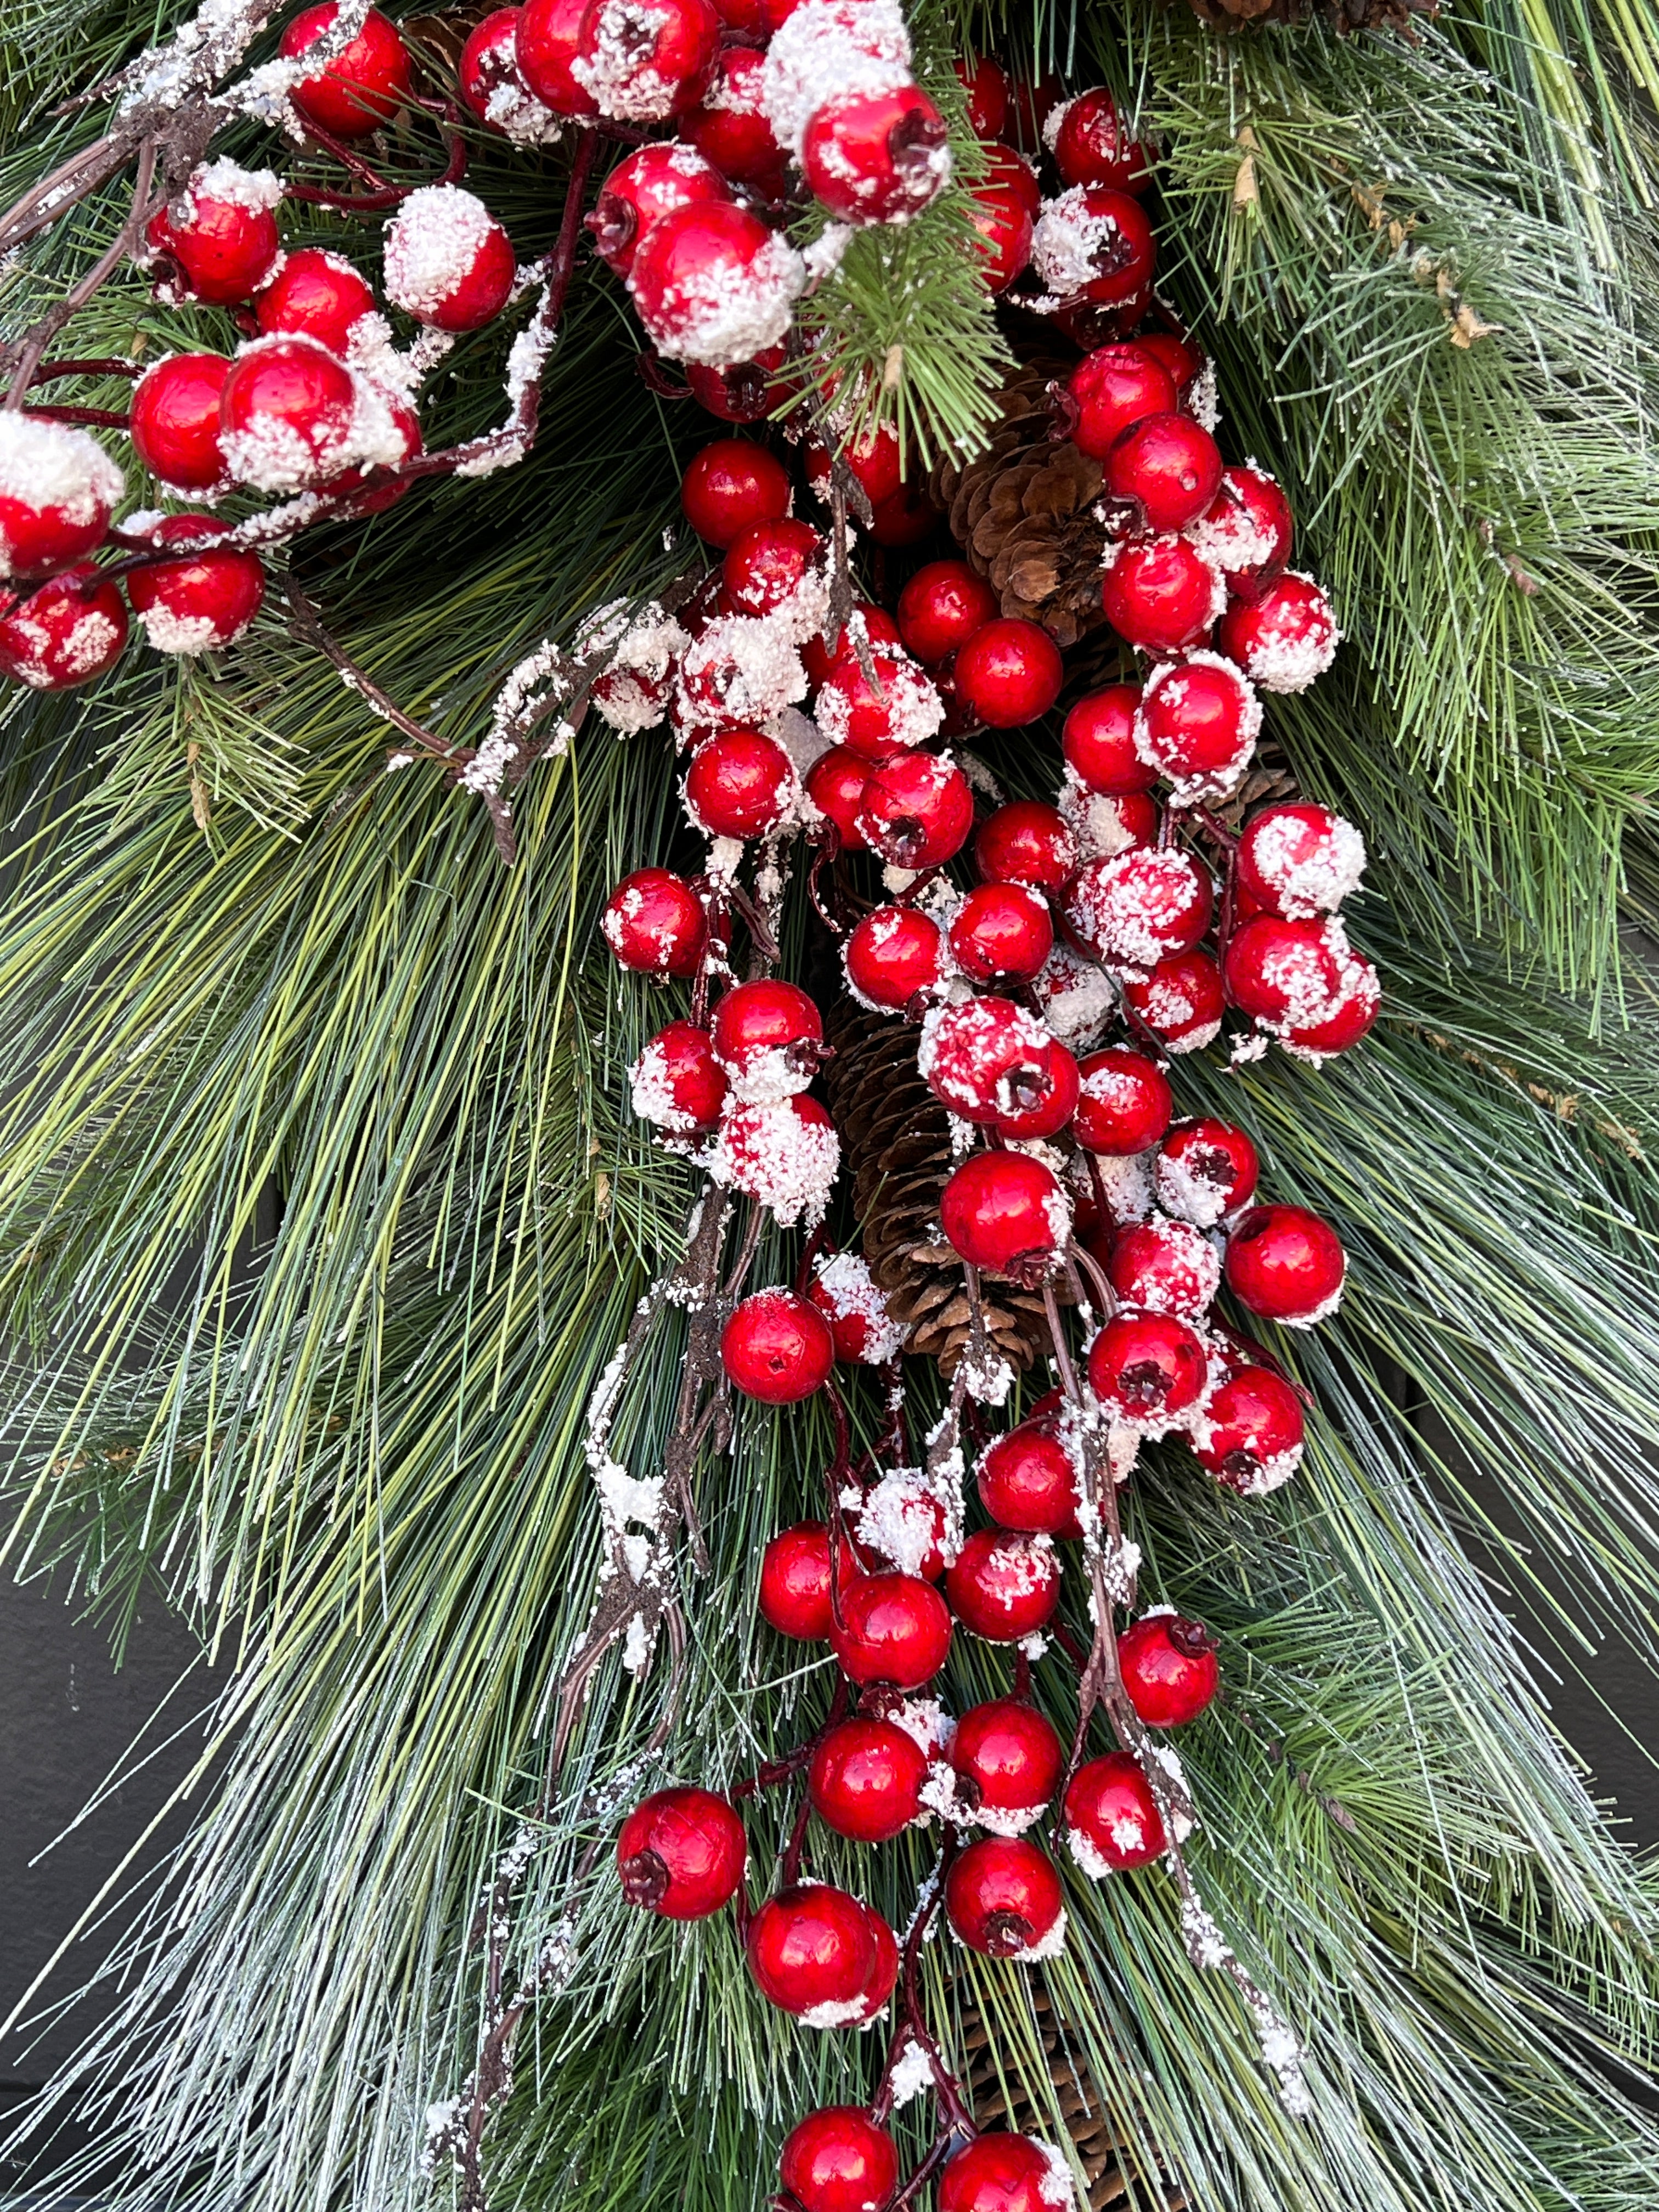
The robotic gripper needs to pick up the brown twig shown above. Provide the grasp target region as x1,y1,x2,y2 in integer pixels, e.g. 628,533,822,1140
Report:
5,142,161,408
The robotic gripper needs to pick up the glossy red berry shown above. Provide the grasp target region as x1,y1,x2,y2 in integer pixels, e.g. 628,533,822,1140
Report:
1138,329,1203,399
601,866,706,976
1121,948,1225,1054
0,566,127,690
1217,571,1339,694
1101,535,1222,654
983,138,1041,214
256,249,375,356
1118,1613,1220,1728
383,185,515,332
589,143,731,278
1109,1216,1220,1320
856,750,974,868
955,54,1011,138
684,726,796,838
805,746,870,853
629,200,803,369
946,1528,1062,1643
515,0,599,113
780,2107,900,2212
571,0,718,119
951,1698,1064,1829
723,517,821,618
281,3,413,137
126,517,264,654
1193,1367,1306,1493
458,7,552,135
940,2134,1070,2212
973,800,1077,894
1063,847,1213,974
801,603,902,689
1192,464,1293,601
1224,1204,1345,1326
1072,1049,1172,1156
1104,413,1222,534
1049,87,1147,192
759,1520,864,1640
809,1716,927,1841
630,1018,728,1134
948,883,1054,986
844,904,946,1010
1156,1120,1259,1226
940,1152,1068,1281
680,438,791,548
721,1289,835,1402
953,617,1063,729
1223,914,1348,1029
1136,653,1260,803
1064,1752,1165,1872
1031,184,1155,306
1086,1310,1209,1427
993,1040,1078,1143
897,560,998,666
710,978,822,1096
1277,952,1380,1060
807,1252,904,1364
0,415,123,579
127,355,229,496
944,1835,1064,1955
1064,342,1176,463
146,168,280,306
1237,802,1365,919
685,47,786,189
803,83,951,224
815,647,943,763
1061,683,1156,795
218,336,360,492
746,1884,883,2020
806,421,903,509
830,1572,952,1688
920,995,1058,1124
617,1786,746,1917
977,1419,1082,1538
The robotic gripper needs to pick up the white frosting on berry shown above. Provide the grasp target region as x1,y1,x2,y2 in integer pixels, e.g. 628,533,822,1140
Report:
1030,186,1122,296
1237,571,1339,692
1085,1150,1155,1225
1034,2140,1080,2209
1134,970,1220,1053
135,600,232,655
759,0,912,159
383,185,499,319
799,1995,872,2029
812,1251,906,1362
1244,806,1366,918
1067,848,1210,975
571,0,680,119
638,228,806,369
628,1034,699,1133
675,611,808,730
707,1099,840,1226
855,1465,959,1575
189,157,284,213
1057,767,1144,861
815,652,943,752
1133,650,1261,805
1,600,121,686
0,414,123,564
1155,1147,1234,1228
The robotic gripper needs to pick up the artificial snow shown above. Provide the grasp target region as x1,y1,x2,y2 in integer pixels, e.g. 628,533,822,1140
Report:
134,601,225,655
815,652,944,754
570,0,678,120
1239,571,1340,693
675,611,807,730
636,228,805,369
1244,808,1366,919
812,1251,906,1363
0,414,123,572
1065,848,1211,975
707,1099,840,1226
384,185,498,320
886,2035,935,2109
759,0,912,158
1031,186,1124,297
189,156,284,213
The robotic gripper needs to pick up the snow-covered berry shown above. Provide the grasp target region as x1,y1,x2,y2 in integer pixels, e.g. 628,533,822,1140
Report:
1217,570,1339,693
0,414,124,581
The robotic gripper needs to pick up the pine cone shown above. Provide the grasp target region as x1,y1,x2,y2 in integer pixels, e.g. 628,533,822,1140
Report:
402,2,495,69
822,999,1054,1375
1181,0,1434,28
961,1987,1188,2209
932,363,1110,650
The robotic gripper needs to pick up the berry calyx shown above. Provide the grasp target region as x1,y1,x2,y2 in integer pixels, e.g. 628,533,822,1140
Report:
1064,342,1176,462
1192,1367,1306,1494
947,882,1054,985
1135,652,1260,802
919,995,1057,1124
721,1288,834,1402
630,1018,729,1134
1120,947,1224,1053
856,750,974,867
808,1716,927,1841
1101,535,1222,654
0,566,127,691
802,83,952,225
684,726,797,838
939,2134,1074,2212
145,164,281,306
616,1786,746,1916
1223,1204,1346,1327
1064,1752,1166,1873
780,2107,900,2212
1062,682,1158,795
1072,1048,1172,1156
992,1038,1079,1142
1217,570,1339,694
945,1528,1062,1643
897,558,998,665
1118,1612,1220,1727
746,1884,883,2021
1156,1119,1260,1226
829,1571,952,1688
680,438,792,548
601,867,706,977
256,248,376,356
126,517,265,654
0,414,124,579
844,904,946,1011
1237,802,1365,919
1108,1215,1221,1321
950,1698,1064,1831
953,617,1064,728
628,200,804,369
944,1835,1064,1956
977,1419,1083,1539
710,977,822,1098
280,3,414,137
973,800,1077,893
1063,847,1214,974
1085,1310,1209,1428
940,1151,1069,1282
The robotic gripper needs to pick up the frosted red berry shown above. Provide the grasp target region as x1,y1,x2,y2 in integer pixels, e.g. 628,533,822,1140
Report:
680,438,791,548
1062,682,1157,795
1063,847,1213,973
1192,465,1293,601
1217,571,1339,694
280,3,413,137
746,1884,882,2019
256,248,376,355
685,48,786,189
218,336,360,492
710,977,822,1095
383,185,516,332
1223,915,1347,1029
803,83,951,224
951,1699,1064,1828
1193,1367,1306,1493
0,566,127,691
856,751,973,868
806,1252,902,1363
1104,412,1222,535
1072,1048,1172,1156
809,1716,927,1841
780,2107,900,2212
684,727,795,838
146,174,280,306
1224,1204,1346,1326
801,604,902,689
1156,1120,1259,1226
515,0,600,113
945,1528,1062,1643
126,517,264,654
897,559,998,665
974,800,1077,893
944,1835,1064,1955
830,1572,952,1688
1101,535,1222,654
1049,87,1148,193
1064,1752,1165,1871
458,7,550,133
815,647,943,763
1086,1310,1209,1427
921,996,1057,1123
1033,183,1154,306
721,1289,834,1402
1118,1613,1220,1728
601,866,706,977
994,1040,1078,1142
1109,1216,1221,1320
630,1018,728,1133
1064,342,1177,462
948,883,1054,985
940,1150,1068,1281
1135,653,1260,803
1121,947,1225,1053
805,747,870,853
977,1419,1083,1539
940,2134,1066,2212
617,1786,746,1917
589,143,731,278
1237,802,1365,919
0,416,123,580
723,517,821,618
628,200,802,369
953,617,1063,729
571,0,719,119
955,55,1011,138
844,904,945,1010
1277,953,1380,1060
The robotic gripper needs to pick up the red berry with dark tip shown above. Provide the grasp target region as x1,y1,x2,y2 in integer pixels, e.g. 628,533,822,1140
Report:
721,1289,834,1402
856,751,973,868
809,1716,927,1841
944,1835,1064,1955
1118,1613,1220,1728
992,1039,1078,1142
1193,1367,1306,1494
616,1786,746,1917
1085,1311,1209,1426
1050,87,1149,193
710,977,822,1093
803,82,951,225
1156,1119,1260,1226
588,142,731,279
844,904,946,1009
145,173,280,305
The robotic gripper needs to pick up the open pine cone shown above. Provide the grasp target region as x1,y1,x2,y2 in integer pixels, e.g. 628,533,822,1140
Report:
823,998,1056,1375
1180,0,1434,28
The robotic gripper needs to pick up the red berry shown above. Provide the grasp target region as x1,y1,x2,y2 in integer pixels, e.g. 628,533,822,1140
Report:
459,7,555,136
685,48,787,189
940,2134,1069,2212
984,140,1041,215
955,55,1011,138
589,143,731,279
515,0,600,113
721,1289,835,1401
866,483,936,549
856,751,974,868
830,1572,952,1688
1222,914,1348,1029
968,170,1034,292
601,866,706,976
128,355,230,496
803,82,951,224
945,1528,1061,1643
944,1835,1064,1955
806,421,903,509
815,647,943,762
630,1017,728,1133
977,1419,1083,1538
1085,1310,1209,1427
571,0,718,118
844,904,945,1011
280,3,413,137
953,617,1063,729
1193,1367,1305,1493
617,1786,746,1917
1048,88,1148,193
854,1470,949,1579
1064,1751,1165,1872
0,565,126,690
1121,948,1225,1054
919,995,1057,1124
1109,1215,1220,1320
1156,1119,1259,1226
1072,1048,1172,1156
126,517,264,654
1101,535,1222,654
805,746,870,852
951,1698,1064,1829
780,2107,900,2212
710,977,822,1096
218,335,361,492
146,167,280,306
256,247,376,356
1136,652,1260,803
1224,1204,1345,1327
1217,571,1339,693
684,726,797,838
994,1039,1078,1142
1237,802,1365,919
712,1093,840,1225
806,1251,903,1364
1062,682,1156,795
1118,1613,1220,1727
383,185,515,332
0,415,123,579
809,1716,927,1841
746,1884,882,2020
1277,952,1380,1060
1138,329,1204,397
856,1910,900,2022
685,350,789,423
1008,69,1064,154
898,560,998,665
1190,465,1293,601
801,603,902,689
1031,184,1155,306
948,882,1054,985
759,1519,866,1639
723,517,821,618
1063,847,1213,974
1064,343,1177,463
629,200,803,369
680,438,791,548
1105,413,1222,538
973,800,1077,893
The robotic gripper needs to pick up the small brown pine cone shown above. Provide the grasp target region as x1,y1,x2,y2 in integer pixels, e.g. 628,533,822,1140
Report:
1211,735,1300,831
1182,0,1435,29
402,1,496,69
